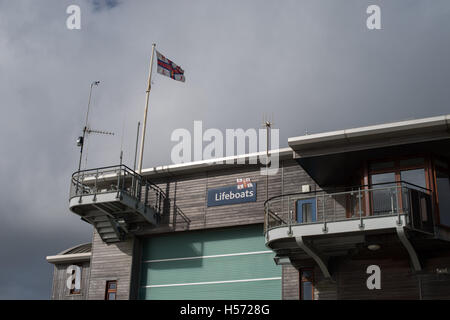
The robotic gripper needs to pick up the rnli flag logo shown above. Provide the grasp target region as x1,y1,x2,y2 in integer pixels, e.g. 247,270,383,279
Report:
237,178,253,190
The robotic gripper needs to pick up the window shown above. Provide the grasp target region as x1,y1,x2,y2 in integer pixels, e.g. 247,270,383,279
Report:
368,157,429,216
436,170,450,227
369,157,427,188
300,269,314,300
105,280,117,300
370,172,396,215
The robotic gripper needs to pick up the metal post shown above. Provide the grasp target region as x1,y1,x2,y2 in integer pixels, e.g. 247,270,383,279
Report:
288,196,292,236
137,44,156,174
133,122,141,172
144,184,148,212
266,122,269,202
333,195,336,222
396,187,402,225
116,168,121,199
288,210,293,236
264,205,268,234
358,188,364,228
391,188,395,214
132,122,141,198
321,194,325,222
93,169,98,202
322,194,327,232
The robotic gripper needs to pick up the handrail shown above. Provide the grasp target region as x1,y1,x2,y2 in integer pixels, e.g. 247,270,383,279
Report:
263,181,431,206
70,165,168,217
264,182,435,235
71,164,166,198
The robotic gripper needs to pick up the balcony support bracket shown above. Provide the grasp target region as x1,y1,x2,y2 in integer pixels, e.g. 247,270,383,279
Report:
396,226,422,272
295,236,331,279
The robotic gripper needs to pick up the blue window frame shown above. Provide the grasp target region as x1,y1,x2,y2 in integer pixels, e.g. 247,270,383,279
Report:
296,198,316,223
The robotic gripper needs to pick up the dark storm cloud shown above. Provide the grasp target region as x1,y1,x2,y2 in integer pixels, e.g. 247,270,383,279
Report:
0,0,449,298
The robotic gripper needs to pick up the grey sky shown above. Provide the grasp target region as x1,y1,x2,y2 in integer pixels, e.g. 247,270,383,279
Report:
0,0,449,299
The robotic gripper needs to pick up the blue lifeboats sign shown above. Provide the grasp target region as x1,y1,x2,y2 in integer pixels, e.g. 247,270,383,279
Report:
207,184,257,207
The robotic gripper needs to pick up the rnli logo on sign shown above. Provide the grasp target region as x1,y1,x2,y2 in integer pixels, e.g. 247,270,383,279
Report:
236,178,253,190
207,179,256,207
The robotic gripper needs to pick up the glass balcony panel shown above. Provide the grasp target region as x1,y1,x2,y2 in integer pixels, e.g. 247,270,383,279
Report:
400,169,426,190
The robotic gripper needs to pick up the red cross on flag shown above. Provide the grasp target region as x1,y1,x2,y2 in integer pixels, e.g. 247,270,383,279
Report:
237,178,253,190
156,50,185,82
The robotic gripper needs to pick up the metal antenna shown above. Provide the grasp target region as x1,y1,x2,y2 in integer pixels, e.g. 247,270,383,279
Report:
262,114,274,201
119,111,127,165
76,81,115,172
133,122,141,172
77,81,100,174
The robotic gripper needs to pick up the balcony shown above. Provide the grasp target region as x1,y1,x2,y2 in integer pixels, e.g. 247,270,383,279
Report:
264,182,435,278
69,165,168,243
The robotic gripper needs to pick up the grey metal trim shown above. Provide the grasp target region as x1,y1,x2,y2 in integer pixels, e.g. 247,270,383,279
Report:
266,215,407,245
396,226,422,272
295,236,331,279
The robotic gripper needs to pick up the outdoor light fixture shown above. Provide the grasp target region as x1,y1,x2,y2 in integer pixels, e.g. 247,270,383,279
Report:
274,255,292,265
367,244,381,251
76,136,83,147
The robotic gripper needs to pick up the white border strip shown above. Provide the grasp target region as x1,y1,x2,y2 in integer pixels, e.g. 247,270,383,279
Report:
142,277,282,288
143,250,273,264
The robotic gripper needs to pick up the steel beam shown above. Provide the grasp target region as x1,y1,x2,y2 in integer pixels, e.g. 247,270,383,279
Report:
295,236,332,279
396,226,422,272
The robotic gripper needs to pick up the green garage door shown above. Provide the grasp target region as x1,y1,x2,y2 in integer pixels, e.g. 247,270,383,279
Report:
139,224,281,300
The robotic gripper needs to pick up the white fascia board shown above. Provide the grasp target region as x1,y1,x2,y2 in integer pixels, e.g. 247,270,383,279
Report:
344,115,448,139
46,253,91,264
141,147,292,177
288,130,347,146
288,114,450,148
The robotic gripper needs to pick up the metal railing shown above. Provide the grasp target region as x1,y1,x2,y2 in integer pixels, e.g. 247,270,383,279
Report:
264,181,435,235
70,165,167,216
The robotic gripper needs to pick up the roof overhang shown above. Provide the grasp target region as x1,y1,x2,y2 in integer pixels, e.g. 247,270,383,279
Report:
46,253,91,264
141,147,293,179
288,115,450,158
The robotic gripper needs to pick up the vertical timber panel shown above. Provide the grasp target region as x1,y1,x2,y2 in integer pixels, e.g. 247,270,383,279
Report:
282,265,299,300
87,230,134,300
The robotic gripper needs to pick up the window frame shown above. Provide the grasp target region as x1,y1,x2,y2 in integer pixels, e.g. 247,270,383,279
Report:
431,156,450,228
365,154,450,228
299,268,314,300
365,155,433,216
368,155,431,188
105,280,118,300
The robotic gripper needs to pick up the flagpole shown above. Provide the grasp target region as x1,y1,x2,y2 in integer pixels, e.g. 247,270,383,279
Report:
137,43,156,174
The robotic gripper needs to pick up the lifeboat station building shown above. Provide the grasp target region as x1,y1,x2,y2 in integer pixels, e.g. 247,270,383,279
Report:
46,114,450,300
